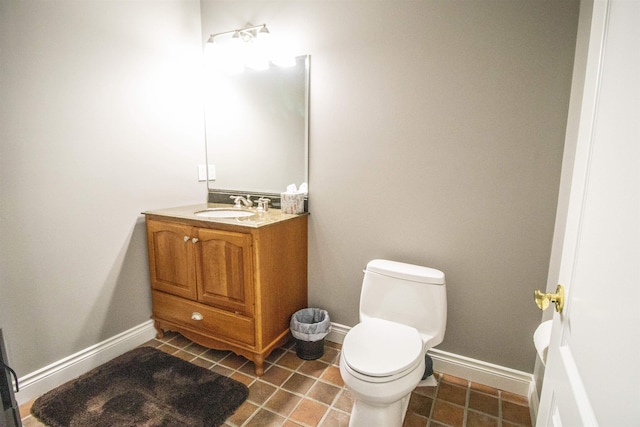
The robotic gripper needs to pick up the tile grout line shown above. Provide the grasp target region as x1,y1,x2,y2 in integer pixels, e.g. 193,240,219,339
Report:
257,347,350,426
463,382,471,426
426,374,441,424
267,349,343,426
214,345,343,427
224,348,292,427
498,390,503,427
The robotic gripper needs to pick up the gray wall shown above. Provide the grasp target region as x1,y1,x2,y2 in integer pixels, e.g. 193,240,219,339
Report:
0,0,205,375
200,0,579,372
0,0,579,380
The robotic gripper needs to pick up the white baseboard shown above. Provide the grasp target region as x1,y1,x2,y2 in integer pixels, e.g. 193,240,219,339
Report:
327,322,534,398
16,320,535,411
427,347,534,396
326,322,350,344
16,320,157,405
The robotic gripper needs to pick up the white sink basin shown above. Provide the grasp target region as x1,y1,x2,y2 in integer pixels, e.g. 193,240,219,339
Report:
194,209,255,218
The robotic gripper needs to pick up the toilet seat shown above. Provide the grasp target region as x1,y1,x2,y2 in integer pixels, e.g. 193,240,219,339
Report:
343,318,423,380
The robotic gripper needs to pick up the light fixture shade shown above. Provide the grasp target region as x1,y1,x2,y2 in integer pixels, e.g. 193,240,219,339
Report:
257,26,271,42
205,24,294,73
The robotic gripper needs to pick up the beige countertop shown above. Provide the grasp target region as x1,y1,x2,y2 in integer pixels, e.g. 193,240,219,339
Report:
143,203,307,228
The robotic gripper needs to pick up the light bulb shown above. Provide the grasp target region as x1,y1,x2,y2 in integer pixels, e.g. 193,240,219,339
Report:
272,56,296,67
245,43,269,70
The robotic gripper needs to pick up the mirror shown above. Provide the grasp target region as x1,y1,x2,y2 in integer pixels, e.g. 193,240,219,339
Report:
204,55,309,195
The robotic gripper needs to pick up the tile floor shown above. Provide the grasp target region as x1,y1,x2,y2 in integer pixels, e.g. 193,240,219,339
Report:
19,332,532,427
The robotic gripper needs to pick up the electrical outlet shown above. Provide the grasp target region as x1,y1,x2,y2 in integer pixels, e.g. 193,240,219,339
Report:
198,165,216,181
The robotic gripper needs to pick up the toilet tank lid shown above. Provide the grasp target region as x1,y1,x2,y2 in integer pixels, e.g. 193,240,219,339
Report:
366,259,445,284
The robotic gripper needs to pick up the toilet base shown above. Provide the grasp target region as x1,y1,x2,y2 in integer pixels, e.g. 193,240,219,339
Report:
349,393,411,427
417,374,438,388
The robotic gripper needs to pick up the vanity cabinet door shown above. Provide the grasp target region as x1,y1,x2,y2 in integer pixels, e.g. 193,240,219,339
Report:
146,220,197,300
195,228,254,316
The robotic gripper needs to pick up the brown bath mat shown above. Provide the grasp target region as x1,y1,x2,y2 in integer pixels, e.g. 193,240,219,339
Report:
31,346,248,427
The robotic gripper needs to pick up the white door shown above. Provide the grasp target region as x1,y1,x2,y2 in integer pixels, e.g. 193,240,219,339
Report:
536,0,639,426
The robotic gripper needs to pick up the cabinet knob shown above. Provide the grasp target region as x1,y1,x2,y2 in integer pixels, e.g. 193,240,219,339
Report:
183,236,190,242
191,237,199,244
191,312,203,321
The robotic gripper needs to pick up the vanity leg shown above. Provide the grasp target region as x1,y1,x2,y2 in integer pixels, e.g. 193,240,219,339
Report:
254,355,265,376
153,320,165,339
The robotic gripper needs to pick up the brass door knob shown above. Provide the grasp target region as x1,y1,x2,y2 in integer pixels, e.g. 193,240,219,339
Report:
534,285,565,313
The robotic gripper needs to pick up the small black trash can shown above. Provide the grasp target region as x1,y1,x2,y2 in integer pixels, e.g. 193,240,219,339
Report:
290,308,331,360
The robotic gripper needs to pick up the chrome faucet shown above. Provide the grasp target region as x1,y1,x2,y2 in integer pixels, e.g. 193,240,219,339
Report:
230,195,253,208
256,197,271,212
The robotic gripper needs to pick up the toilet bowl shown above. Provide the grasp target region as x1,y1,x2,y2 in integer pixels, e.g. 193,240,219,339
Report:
340,318,426,426
339,260,446,427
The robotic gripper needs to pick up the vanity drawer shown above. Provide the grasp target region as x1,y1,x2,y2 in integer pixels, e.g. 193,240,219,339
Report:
152,290,255,346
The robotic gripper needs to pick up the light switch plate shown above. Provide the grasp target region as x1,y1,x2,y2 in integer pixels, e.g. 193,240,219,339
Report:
198,164,216,181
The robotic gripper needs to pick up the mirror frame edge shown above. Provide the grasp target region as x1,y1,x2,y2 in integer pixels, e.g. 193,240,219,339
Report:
205,54,310,212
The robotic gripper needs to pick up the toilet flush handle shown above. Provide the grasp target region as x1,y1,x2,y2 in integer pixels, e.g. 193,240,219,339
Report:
534,285,565,313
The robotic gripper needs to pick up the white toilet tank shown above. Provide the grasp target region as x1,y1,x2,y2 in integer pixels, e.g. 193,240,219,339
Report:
360,259,447,348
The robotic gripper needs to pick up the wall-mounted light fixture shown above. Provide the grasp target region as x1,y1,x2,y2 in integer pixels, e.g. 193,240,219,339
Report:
205,24,296,73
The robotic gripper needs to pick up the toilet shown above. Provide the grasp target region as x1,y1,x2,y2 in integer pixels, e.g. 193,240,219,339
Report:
339,259,447,427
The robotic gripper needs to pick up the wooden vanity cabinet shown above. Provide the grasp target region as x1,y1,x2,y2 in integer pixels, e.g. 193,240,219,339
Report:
145,214,308,375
